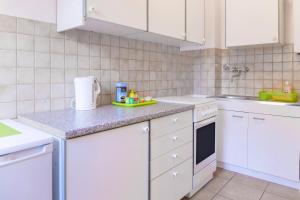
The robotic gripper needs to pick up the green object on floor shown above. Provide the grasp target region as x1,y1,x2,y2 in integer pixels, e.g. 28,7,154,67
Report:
112,100,157,107
0,123,21,138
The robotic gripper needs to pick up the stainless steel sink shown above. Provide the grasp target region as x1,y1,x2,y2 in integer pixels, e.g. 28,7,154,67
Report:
209,95,300,107
209,95,258,101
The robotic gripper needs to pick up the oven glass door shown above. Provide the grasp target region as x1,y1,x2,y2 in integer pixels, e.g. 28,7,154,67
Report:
196,122,215,164
194,119,216,174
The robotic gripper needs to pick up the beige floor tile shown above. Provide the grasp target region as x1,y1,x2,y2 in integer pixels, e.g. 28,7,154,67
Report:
219,181,264,200
214,168,235,180
261,192,290,200
266,183,300,200
230,174,268,190
190,189,216,200
203,177,229,194
213,195,233,200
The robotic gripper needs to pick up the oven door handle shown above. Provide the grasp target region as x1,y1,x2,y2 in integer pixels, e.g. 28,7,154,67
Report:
194,117,217,129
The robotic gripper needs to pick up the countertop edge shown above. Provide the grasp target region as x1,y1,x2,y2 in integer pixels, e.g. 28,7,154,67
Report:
17,116,67,139
64,105,194,139
19,104,194,140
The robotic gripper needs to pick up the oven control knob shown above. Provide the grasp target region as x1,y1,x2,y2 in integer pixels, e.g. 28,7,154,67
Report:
172,136,178,141
172,154,178,159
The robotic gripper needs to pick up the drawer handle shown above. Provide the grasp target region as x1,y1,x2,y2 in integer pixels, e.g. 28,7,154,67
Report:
172,154,178,159
89,6,96,13
253,117,265,121
172,172,179,177
172,117,178,123
172,136,178,141
232,115,243,119
143,127,149,134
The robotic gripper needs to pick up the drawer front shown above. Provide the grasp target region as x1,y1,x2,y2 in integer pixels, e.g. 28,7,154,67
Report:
151,142,193,179
151,126,193,159
151,111,193,139
151,159,193,200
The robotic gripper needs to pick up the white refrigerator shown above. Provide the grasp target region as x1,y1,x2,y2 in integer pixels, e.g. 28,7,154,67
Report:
0,119,53,200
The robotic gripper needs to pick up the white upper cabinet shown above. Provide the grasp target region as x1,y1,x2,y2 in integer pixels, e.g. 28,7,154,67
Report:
86,0,147,31
226,0,284,47
186,0,205,44
57,0,147,35
295,0,300,53
58,0,205,47
148,0,186,40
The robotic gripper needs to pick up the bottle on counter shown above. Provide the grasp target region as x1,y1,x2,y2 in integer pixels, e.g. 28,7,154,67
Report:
283,80,292,94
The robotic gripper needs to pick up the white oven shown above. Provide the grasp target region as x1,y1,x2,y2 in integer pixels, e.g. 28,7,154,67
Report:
194,116,217,174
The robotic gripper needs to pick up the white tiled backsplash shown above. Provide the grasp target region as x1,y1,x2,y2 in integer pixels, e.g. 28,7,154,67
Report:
0,14,195,119
1,14,300,119
191,45,300,97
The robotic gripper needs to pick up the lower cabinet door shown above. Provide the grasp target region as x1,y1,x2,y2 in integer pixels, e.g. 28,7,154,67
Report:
151,159,192,200
248,114,300,181
216,110,248,168
66,122,149,200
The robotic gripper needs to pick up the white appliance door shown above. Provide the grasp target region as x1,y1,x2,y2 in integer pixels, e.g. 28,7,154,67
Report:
194,117,216,174
0,144,52,200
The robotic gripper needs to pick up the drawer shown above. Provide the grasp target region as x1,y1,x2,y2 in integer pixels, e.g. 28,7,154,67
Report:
151,111,193,139
151,126,193,160
151,142,192,179
151,159,193,200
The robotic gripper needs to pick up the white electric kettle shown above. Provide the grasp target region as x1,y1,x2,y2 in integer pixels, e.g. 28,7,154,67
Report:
72,76,101,110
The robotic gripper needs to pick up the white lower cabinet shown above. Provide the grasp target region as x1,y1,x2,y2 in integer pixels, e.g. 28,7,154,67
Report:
66,122,149,200
217,110,248,168
150,111,193,200
248,114,300,181
151,159,193,200
151,143,193,179
218,109,300,182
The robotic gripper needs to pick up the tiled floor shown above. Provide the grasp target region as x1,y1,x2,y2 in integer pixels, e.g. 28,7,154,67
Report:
183,168,300,200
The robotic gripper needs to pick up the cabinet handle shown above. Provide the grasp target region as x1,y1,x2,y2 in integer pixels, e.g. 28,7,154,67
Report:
172,154,178,159
172,172,179,177
232,115,243,119
172,136,178,141
143,127,149,133
172,117,178,123
253,117,265,121
89,6,96,13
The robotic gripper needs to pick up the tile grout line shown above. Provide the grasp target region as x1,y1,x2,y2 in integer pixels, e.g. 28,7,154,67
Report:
210,171,236,200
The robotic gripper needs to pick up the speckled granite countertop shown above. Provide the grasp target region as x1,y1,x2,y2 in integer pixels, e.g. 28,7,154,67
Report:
18,102,194,139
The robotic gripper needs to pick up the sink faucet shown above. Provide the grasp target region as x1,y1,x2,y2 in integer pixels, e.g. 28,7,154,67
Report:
223,64,249,82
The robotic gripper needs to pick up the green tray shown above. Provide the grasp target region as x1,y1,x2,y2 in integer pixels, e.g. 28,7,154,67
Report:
0,123,21,138
258,90,298,103
112,100,157,107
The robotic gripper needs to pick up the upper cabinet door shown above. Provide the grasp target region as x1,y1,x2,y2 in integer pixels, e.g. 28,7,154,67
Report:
148,0,186,40
186,0,205,44
226,0,284,47
86,0,147,31
295,0,300,53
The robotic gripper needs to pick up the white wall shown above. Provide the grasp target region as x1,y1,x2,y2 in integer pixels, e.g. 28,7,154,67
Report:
0,0,56,23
